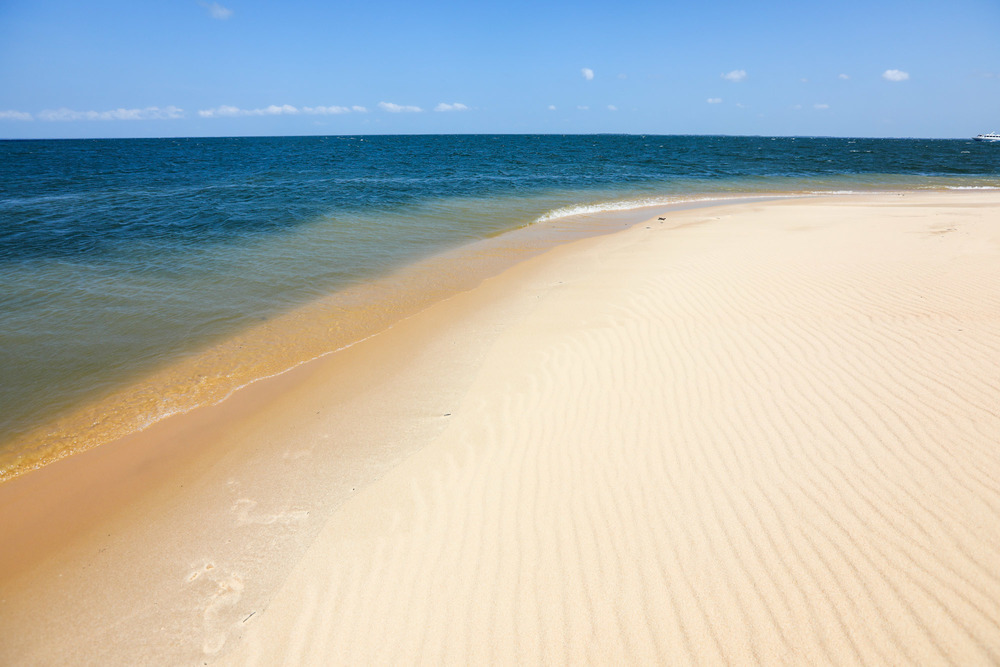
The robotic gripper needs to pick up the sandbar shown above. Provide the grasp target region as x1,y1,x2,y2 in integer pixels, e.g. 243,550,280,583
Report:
2,192,999,664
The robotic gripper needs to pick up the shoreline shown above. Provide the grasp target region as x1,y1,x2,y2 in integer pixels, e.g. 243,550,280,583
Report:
4,181,997,484
0,193,793,484
3,191,1000,663
2,197,733,568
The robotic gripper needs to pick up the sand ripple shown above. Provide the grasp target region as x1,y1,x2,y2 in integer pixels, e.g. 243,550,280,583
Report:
223,194,1000,665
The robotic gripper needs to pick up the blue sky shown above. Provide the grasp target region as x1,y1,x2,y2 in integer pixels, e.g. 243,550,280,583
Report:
1,0,998,139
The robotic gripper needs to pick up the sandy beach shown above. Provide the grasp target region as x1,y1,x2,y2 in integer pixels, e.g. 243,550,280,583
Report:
2,192,999,664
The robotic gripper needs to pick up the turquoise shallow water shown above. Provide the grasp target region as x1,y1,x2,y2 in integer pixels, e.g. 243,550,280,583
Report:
1,135,998,478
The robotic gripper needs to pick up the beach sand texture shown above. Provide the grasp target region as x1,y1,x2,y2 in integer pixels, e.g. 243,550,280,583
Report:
3,193,1000,664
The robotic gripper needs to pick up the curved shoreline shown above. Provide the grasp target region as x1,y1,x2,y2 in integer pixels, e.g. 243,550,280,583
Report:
0,192,797,483
2,191,1000,664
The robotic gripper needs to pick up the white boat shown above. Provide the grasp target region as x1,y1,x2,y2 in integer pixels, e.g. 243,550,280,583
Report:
974,133,1000,142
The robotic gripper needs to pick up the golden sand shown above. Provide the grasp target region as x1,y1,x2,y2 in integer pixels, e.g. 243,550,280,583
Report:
2,192,999,664
0,202,647,483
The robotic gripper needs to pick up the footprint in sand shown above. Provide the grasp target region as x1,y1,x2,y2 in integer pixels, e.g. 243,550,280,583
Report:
231,498,309,526
186,560,215,582
185,560,245,655
202,573,245,654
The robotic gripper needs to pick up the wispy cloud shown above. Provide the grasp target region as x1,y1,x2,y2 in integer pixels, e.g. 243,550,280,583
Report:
434,102,469,112
581,68,594,81
255,104,298,115
38,106,185,121
378,102,423,113
0,110,33,121
838,73,851,80
814,103,830,110
706,98,723,104
882,69,909,82
547,105,557,111
198,104,298,117
303,105,367,114
198,105,241,117
722,69,747,83
200,1,233,20
607,105,618,111
198,104,367,118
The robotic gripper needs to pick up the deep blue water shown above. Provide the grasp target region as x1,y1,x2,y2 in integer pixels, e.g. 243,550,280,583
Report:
3,135,997,261
1,134,998,477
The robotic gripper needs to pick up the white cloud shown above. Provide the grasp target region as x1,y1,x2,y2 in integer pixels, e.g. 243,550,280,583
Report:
617,73,628,80
198,105,240,117
200,2,233,20
722,69,747,83
39,106,184,121
547,105,557,111
581,68,594,81
0,110,33,121
378,102,423,113
607,105,618,111
882,69,909,82
707,98,723,104
577,105,589,111
198,104,300,117
434,102,469,112
838,73,851,80
199,104,367,118
302,105,352,115
262,104,299,115
814,103,830,110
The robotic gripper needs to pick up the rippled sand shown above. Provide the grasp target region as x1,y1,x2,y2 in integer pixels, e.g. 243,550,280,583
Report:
2,192,999,664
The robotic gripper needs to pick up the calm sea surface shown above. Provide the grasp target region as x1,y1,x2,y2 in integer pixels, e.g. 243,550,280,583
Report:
2,134,998,478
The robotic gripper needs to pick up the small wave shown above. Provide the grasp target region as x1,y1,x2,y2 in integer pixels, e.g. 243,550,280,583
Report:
0,192,90,208
533,195,762,223
945,185,1000,190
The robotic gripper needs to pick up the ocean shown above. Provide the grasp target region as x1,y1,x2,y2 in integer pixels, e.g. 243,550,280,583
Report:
1,134,998,480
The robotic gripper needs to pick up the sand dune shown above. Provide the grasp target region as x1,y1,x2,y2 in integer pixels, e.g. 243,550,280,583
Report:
223,193,1000,664
3,193,999,664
